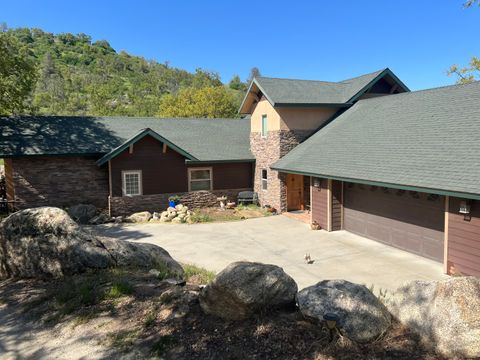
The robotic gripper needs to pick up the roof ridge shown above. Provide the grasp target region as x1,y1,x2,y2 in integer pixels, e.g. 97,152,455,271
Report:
255,76,341,85
355,79,480,104
339,68,387,83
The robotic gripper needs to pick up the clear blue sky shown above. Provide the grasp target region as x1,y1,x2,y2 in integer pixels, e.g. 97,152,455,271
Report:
3,0,479,90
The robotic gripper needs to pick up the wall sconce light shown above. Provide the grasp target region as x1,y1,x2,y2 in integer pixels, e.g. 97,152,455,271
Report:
459,200,471,214
313,178,321,188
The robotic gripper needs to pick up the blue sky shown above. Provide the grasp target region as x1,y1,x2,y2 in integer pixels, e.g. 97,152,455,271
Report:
3,0,479,90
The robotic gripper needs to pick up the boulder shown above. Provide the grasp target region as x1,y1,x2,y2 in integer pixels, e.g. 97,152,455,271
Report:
88,213,111,225
67,204,96,224
387,277,480,358
199,261,297,320
114,216,123,224
297,280,391,343
127,211,152,223
152,212,160,220
171,217,183,224
0,207,183,279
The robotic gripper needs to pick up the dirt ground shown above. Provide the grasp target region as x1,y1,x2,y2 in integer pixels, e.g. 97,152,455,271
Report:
0,269,444,360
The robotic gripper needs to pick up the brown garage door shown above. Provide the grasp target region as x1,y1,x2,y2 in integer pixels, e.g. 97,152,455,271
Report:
343,183,444,262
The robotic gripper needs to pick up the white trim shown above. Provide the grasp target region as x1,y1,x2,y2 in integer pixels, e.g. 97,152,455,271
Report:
261,168,268,191
261,114,268,138
121,170,142,196
188,167,213,192
327,179,332,232
444,196,449,274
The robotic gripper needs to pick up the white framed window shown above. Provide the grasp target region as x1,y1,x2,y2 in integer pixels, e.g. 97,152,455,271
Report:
122,170,142,196
261,169,268,191
261,114,268,138
188,167,213,191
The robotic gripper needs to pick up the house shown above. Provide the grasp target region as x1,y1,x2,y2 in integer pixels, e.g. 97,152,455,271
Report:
0,117,254,216
1,68,479,277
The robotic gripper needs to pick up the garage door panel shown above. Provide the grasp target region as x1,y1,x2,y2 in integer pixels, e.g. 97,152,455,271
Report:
344,183,444,262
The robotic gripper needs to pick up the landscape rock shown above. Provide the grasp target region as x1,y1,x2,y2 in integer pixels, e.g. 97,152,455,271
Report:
114,216,123,224
127,211,152,223
0,207,183,279
88,213,111,225
67,204,97,224
152,212,160,220
199,261,298,320
387,277,480,358
297,280,391,343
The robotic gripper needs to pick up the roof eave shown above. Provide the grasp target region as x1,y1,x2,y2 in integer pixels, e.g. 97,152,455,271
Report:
274,103,351,109
270,166,480,201
238,78,277,114
346,68,411,103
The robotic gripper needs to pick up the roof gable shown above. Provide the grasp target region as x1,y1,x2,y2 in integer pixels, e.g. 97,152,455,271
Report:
272,81,480,199
96,128,197,166
239,68,409,114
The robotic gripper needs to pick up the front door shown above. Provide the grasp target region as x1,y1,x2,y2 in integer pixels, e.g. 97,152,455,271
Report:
287,174,304,211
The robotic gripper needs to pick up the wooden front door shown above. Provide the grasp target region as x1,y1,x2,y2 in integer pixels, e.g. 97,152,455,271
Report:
287,174,304,211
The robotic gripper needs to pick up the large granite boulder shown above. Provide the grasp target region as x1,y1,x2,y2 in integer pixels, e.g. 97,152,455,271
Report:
127,211,152,223
67,204,97,224
0,207,183,279
199,261,297,320
297,280,391,343
387,277,480,358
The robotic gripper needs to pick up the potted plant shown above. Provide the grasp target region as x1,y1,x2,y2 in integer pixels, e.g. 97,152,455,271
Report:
168,195,180,208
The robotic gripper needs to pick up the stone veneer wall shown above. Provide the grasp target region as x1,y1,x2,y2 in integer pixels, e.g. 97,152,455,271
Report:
250,130,311,212
109,188,251,216
10,156,109,210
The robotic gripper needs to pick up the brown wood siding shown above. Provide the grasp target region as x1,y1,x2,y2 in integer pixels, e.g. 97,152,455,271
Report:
332,180,342,231
344,183,444,262
447,198,480,276
110,135,252,197
311,178,328,230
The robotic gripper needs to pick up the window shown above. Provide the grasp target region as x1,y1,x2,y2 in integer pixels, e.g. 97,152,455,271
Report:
122,170,142,196
261,114,268,138
261,169,268,191
188,167,213,191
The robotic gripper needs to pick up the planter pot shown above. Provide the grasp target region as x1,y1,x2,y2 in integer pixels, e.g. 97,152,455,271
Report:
169,200,176,208
310,222,321,230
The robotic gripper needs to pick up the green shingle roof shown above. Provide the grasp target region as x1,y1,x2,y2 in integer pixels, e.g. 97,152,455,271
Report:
0,116,253,162
253,68,408,106
272,81,480,199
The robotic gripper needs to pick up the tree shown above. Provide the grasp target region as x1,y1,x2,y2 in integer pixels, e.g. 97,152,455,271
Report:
158,86,238,118
228,75,247,91
447,2,479,83
0,33,37,115
247,67,261,84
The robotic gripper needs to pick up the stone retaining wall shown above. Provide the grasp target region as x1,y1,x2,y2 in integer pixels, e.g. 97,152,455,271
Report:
109,188,252,216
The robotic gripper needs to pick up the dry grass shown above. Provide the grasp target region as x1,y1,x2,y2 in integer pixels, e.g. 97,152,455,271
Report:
191,205,271,223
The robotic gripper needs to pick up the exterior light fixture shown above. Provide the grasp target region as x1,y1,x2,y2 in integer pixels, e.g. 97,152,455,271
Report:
459,200,471,214
313,178,321,188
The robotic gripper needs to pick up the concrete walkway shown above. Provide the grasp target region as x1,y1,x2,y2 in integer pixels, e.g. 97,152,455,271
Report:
95,215,447,291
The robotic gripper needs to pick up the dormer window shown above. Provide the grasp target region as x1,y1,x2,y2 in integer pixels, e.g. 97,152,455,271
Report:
261,114,268,138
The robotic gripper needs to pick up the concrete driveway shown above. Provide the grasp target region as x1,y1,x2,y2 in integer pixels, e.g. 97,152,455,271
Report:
95,215,447,291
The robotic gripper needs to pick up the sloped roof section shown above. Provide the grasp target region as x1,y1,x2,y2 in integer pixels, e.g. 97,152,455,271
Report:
272,81,480,199
239,68,409,113
0,116,253,162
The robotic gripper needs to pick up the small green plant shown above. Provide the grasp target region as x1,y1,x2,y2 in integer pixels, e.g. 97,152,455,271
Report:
151,335,177,356
107,329,139,352
105,281,134,299
182,263,216,284
190,211,213,223
168,195,180,203
143,311,157,329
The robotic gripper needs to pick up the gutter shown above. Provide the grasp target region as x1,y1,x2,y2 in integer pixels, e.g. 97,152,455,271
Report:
270,166,480,201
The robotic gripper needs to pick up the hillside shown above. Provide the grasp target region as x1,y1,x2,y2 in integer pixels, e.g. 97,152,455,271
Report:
7,27,247,117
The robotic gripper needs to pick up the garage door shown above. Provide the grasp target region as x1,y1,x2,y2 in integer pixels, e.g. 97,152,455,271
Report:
343,183,444,262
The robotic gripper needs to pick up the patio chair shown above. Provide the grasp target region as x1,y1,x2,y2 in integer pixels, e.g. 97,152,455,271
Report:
237,191,258,205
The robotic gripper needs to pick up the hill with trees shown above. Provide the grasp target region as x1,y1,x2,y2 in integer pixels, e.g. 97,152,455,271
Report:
0,25,255,118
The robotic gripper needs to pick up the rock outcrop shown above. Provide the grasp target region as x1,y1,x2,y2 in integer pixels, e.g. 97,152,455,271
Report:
387,277,480,358
0,207,183,279
297,280,391,343
199,261,297,320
